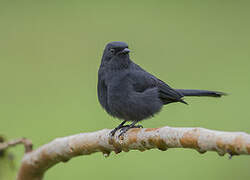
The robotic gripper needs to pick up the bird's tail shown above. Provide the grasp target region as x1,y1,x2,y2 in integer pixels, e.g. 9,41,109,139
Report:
175,89,226,97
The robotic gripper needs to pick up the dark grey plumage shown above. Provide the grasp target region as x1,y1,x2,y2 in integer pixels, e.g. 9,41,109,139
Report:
97,41,226,136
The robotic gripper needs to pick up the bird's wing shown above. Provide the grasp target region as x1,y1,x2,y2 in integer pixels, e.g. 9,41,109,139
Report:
130,63,186,104
154,78,187,104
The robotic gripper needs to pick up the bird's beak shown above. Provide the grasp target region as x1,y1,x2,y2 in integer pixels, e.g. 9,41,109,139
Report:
121,48,130,54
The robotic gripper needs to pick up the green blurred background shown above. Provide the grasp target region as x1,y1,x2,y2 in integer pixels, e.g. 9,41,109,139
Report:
0,0,250,179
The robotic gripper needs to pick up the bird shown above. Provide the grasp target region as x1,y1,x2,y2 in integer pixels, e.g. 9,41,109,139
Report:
97,41,226,136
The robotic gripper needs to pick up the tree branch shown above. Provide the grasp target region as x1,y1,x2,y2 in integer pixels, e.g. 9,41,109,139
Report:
0,137,33,154
17,126,250,180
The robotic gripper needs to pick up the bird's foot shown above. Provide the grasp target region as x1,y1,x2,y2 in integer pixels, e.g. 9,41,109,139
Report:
110,125,129,136
118,126,131,138
118,124,143,138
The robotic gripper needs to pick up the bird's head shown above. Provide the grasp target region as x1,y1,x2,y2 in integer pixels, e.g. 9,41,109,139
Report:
101,41,131,67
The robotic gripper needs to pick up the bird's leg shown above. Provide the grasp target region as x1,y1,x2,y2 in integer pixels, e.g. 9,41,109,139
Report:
110,120,127,136
118,121,143,137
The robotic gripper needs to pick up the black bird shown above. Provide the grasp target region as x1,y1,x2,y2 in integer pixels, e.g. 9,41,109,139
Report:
98,41,226,136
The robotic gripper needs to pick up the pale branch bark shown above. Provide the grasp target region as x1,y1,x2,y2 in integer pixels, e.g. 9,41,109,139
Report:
0,138,33,153
17,126,250,180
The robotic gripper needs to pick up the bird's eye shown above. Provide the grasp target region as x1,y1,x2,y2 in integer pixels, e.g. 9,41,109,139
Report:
110,48,115,53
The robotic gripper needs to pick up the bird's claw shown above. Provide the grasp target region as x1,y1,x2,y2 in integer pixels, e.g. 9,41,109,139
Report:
110,125,130,137
110,129,117,137
110,121,143,138
118,126,130,138
118,124,143,138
